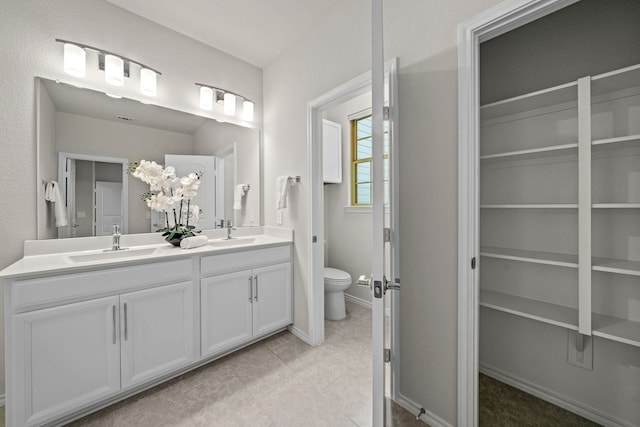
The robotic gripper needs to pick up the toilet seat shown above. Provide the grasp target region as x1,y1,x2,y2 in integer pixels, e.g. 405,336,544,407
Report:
324,267,351,285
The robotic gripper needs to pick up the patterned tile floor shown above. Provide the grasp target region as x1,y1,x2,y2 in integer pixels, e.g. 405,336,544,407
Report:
46,301,425,427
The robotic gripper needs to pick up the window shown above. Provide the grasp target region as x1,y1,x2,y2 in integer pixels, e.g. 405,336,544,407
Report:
350,114,389,206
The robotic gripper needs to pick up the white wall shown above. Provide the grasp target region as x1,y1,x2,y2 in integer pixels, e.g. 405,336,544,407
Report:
324,92,374,303
0,0,262,396
263,0,502,423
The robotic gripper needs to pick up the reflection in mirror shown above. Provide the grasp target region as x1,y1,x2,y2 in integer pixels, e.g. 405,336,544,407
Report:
36,78,261,239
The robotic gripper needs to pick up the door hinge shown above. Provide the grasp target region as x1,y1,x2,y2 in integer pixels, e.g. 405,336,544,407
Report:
383,106,390,121
471,257,476,270
384,348,391,363
383,227,391,243
312,235,317,243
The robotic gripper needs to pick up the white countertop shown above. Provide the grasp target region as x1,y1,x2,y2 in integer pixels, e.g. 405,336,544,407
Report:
0,227,293,279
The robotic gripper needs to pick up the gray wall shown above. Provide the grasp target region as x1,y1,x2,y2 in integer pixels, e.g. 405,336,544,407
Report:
263,0,503,423
0,0,262,396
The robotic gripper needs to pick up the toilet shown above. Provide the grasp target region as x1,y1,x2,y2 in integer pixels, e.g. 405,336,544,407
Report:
324,267,352,320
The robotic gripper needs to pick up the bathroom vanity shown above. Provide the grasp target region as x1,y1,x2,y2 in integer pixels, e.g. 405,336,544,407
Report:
1,229,293,427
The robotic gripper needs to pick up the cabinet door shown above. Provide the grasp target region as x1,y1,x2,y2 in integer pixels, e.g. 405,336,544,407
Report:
201,270,253,358
253,263,292,337
120,282,195,388
12,296,120,427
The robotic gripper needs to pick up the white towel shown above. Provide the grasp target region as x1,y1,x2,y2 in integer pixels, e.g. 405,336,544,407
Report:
276,176,290,209
234,184,248,210
45,181,68,227
180,235,209,249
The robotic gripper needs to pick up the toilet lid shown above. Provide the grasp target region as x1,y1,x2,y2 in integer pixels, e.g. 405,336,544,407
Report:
324,267,351,281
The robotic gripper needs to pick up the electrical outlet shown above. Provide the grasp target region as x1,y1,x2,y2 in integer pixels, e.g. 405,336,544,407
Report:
567,331,593,370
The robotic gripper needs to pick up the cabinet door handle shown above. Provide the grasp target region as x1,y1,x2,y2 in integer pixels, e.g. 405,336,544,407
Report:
248,276,253,303
112,305,117,344
254,275,258,302
124,302,128,341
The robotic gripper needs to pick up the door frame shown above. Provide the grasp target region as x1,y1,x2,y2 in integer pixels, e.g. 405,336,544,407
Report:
306,57,399,394
58,152,129,238
456,0,579,425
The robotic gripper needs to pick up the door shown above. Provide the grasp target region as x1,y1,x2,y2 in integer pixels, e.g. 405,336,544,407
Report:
201,270,253,357
95,181,122,236
165,154,217,229
253,263,293,337
120,282,195,388
13,296,120,426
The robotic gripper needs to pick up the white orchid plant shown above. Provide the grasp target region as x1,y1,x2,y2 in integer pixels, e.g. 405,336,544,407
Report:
130,160,202,242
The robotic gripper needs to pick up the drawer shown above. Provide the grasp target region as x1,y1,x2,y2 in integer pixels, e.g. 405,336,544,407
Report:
12,259,193,311
201,245,291,277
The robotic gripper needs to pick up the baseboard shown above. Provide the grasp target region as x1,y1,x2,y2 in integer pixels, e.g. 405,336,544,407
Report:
287,324,312,345
344,293,391,317
396,393,453,427
480,364,634,427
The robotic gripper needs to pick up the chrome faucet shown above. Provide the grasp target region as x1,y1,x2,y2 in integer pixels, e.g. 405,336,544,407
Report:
111,224,122,251
223,220,237,240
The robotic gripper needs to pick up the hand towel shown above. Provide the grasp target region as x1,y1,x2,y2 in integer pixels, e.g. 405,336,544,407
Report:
45,181,68,227
180,235,209,249
276,176,289,209
234,184,247,210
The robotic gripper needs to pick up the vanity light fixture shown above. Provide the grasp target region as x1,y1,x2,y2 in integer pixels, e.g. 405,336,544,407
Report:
56,39,161,97
195,83,254,122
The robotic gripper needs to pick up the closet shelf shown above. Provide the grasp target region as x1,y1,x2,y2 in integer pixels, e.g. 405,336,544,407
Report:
593,313,640,348
480,247,578,268
592,257,640,276
480,143,578,162
480,204,578,209
480,289,578,331
480,81,577,121
592,203,640,209
592,134,640,149
591,63,640,98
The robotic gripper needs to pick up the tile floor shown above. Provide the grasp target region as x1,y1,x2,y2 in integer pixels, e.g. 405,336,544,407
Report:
49,301,425,427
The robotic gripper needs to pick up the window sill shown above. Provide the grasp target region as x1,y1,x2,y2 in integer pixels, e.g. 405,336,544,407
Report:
345,206,390,214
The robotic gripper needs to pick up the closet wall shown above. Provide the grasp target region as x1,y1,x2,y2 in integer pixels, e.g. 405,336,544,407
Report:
479,1,640,425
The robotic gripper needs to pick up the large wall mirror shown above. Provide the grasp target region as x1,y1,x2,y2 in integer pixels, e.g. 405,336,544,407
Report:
36,78,261,239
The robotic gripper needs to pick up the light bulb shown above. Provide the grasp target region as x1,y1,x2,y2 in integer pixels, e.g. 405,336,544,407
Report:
104,54,124,86
140,68,157,96
224,93,236,115
242,100,254,122
63,43,86,78
200,86,213,110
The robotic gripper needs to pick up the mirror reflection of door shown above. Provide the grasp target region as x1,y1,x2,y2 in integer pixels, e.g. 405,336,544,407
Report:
58,153,127,238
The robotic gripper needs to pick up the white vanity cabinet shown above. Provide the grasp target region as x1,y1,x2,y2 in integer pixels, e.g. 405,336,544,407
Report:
201,246,292,358
6,259,195,427
13,296,121,427
120,281,195,388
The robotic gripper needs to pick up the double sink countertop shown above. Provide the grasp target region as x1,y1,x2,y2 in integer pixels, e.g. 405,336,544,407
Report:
0,226,293,279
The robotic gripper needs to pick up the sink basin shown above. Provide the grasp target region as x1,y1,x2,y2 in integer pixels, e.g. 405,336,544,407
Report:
67,247,158,263
208,237,256,248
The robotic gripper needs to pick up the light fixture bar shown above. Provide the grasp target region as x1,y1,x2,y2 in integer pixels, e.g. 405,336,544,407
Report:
194,83,253,104
55,38,162,75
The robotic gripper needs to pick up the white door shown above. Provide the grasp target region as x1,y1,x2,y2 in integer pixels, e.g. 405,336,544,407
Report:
165,154,217,229
253,263,293,337
120,282,195,388
13,296,121,427
201,270,253,357
95,181,122,236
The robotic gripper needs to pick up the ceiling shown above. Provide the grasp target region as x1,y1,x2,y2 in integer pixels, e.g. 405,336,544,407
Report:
104,0,340,68
43,79,208,135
